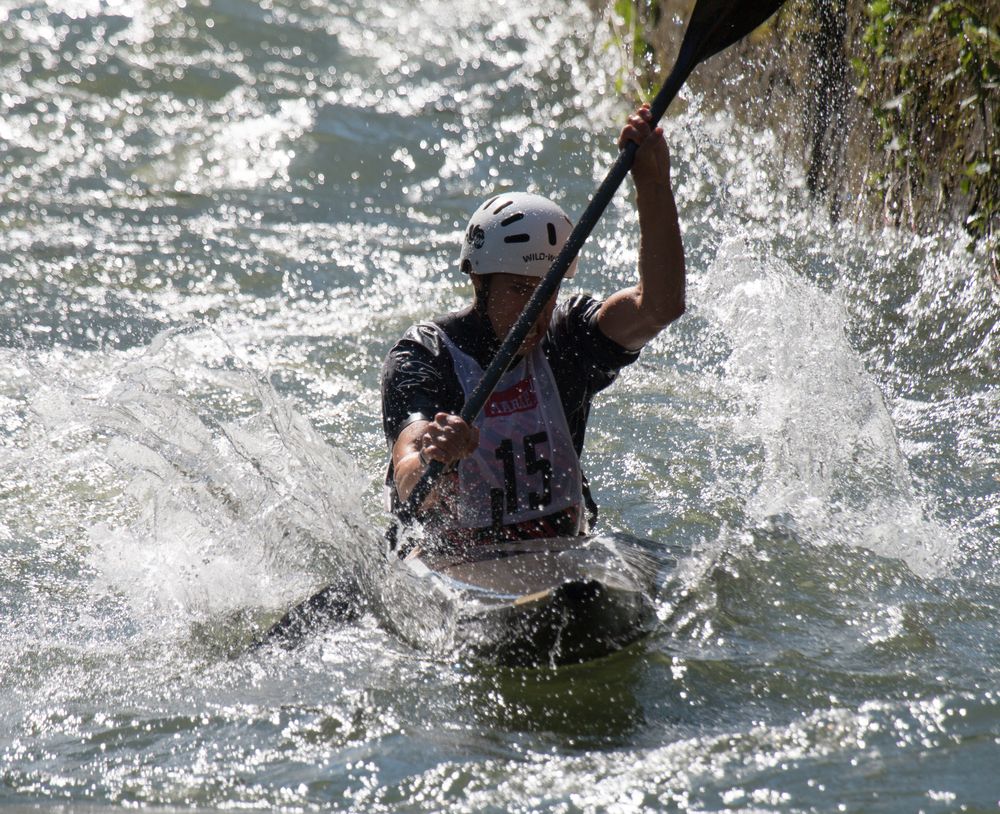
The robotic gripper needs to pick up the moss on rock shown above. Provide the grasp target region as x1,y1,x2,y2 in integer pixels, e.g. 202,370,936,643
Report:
602,0,998,275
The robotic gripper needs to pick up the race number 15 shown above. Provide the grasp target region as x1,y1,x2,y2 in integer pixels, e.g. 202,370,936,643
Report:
492,432,552,523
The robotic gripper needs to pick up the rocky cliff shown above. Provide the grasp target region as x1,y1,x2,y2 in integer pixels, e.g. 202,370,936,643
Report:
604,0,997,276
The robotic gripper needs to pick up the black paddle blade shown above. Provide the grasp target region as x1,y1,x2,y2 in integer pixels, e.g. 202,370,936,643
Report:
645,0,790,123
686,0,789,65
249,576,363,651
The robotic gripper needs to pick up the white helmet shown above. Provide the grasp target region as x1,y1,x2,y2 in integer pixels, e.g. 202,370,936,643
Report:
459,192,577,279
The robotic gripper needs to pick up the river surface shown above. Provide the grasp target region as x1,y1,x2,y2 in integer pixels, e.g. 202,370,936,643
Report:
1,0,998,811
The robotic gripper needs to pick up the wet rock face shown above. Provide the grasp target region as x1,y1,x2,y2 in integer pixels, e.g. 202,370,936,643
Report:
609,0,997,274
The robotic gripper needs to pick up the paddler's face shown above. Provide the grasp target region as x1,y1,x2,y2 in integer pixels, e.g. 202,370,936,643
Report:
485,273,558,354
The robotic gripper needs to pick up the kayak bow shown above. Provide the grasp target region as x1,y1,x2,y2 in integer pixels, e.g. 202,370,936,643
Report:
375,532,683,667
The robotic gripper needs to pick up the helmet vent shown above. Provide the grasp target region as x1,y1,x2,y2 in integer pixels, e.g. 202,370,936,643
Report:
481,196,500,211
546,223,557,245
500,213,524,226
503,234,531,243
493,200,514,214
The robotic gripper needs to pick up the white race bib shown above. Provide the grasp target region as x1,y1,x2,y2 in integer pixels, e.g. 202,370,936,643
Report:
435,328,584,531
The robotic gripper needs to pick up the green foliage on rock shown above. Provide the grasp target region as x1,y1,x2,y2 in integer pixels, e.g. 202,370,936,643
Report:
607,0,660,96
605,0,998,268
856,0,997,244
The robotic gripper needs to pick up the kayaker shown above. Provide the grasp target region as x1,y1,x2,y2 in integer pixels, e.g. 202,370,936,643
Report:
381,103,685,547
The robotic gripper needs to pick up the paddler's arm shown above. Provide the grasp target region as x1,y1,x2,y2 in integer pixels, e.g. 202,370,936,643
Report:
596,104,686,352
391,412,480,505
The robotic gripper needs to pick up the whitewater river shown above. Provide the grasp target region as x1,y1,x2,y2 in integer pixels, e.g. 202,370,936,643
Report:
2,0,998,810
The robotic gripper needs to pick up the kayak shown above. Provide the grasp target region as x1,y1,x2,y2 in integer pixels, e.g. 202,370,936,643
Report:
374,531,683,667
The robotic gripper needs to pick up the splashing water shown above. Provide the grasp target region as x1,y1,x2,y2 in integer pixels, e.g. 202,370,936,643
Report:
11,329,381,646
693,237,957,578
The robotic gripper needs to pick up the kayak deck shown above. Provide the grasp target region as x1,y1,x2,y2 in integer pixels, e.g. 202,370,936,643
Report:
378,532,681,667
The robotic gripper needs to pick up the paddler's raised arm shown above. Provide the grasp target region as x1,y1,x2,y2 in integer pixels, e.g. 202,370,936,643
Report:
391,413,479,504
596,103,686,351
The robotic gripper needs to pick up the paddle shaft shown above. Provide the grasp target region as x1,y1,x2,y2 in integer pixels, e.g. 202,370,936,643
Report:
398,41,701,523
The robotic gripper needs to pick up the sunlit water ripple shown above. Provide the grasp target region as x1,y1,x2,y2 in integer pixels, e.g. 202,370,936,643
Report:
1,0,998,810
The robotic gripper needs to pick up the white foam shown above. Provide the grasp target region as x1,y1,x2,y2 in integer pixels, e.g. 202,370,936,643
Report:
694,236,957,577
21,330,382,633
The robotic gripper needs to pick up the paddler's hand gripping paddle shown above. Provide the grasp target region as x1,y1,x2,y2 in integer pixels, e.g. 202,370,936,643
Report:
396,0,790,532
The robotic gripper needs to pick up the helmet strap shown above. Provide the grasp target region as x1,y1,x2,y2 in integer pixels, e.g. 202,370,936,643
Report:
472,274,491,318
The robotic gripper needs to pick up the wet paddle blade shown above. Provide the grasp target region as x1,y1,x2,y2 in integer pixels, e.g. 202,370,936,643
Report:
649,0,789,121
249,576,363,651
686,0,788,63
